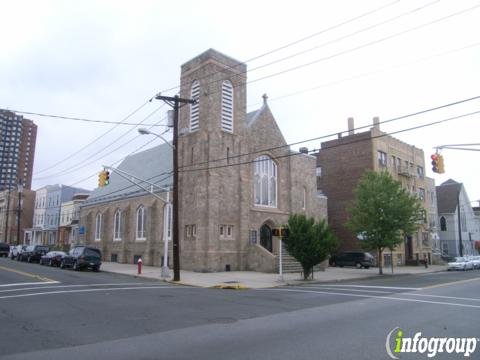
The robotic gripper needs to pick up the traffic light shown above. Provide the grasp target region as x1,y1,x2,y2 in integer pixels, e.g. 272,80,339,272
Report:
436,154,445,174
105,171,110,186
98,170,106,187
431,154,439,173
272,227,289,237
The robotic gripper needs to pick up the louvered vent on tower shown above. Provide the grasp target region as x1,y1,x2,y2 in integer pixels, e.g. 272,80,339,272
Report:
221,80,233,133
190,80,200,131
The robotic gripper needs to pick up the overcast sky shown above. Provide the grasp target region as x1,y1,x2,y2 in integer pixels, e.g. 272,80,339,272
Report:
1,0,479,203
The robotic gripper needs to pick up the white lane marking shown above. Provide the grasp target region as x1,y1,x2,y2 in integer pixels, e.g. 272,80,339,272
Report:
0,281,60,288
260,288,480,309
302,284,422,291
400,292,480,302
0,282,165,293
295,286,393,294
0,286,178,300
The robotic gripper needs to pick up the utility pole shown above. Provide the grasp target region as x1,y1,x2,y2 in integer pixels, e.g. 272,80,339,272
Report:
3,188,11,243
16,182,23,245
155,94,195,282
457,190,463,257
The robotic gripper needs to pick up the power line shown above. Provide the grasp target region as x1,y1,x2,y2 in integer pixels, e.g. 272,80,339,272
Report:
188,2,480,106
246,0,440,75
33,97,156,175
246,3,480,86
158,0,401,94
33,105,167,180
178,95,480,171
247,41,480,109
5,109,169,127
178,109,480,174
80,172,173,206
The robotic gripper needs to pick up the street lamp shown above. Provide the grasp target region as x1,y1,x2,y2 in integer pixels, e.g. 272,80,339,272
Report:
137,128,174,149
16,181,23,245
137,128,176,279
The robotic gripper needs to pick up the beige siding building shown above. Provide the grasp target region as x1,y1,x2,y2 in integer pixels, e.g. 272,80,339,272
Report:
80,49,327,272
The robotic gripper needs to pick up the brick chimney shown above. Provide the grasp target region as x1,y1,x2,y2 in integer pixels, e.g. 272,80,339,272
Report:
348,117,354,135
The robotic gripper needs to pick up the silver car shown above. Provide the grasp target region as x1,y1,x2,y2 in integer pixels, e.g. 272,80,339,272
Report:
447,257,474,271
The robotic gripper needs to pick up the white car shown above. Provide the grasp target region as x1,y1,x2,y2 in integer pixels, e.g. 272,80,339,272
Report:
447,257,474,271
466,256,480,269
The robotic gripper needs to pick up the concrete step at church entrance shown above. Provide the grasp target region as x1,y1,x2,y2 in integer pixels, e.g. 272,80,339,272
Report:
276,246,323,273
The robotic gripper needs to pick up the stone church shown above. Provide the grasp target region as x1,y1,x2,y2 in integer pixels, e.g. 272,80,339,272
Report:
80,49,327,272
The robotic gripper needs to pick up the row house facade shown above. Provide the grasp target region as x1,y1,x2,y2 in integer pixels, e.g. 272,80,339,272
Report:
25,184,89,245
316,117,433,266
79,49,327,272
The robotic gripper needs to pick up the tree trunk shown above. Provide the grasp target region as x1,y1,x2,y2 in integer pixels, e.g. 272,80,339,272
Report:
378,248,383,275
302,265,312,280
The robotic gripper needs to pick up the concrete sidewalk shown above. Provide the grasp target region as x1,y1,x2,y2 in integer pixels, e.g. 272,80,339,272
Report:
100,261,446,289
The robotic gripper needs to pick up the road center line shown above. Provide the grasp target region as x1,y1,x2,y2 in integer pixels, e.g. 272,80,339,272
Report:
400,292,480,302
0,281,60,288
0,286,178,300
0,282,159,293
260,288,480,309
0,265,57,283
296,286,393,294
423,276,480,289
302,284,422,290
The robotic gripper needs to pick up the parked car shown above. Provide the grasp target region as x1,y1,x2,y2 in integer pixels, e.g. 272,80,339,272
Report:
0,242,10,257
329,251,375,269
19,245,50,263
447,257,474,271
466,256,480,269
60,246,101,271
39,251,67,267
9,245,25,259
15,245,28,260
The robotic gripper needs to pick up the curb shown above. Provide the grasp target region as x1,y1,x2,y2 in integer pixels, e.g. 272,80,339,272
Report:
212,283,249,290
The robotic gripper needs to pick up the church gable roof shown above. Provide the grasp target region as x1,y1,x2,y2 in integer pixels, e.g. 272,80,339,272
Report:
83,143,172,206
436,179,462,213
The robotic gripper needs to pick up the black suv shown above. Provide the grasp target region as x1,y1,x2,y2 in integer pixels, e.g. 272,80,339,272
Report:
60,246,101,271
19,245,50,263
0,242,10,257
329,251,374,269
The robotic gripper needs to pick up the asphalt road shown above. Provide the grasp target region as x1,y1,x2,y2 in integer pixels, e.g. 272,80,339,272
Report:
0,257,479,360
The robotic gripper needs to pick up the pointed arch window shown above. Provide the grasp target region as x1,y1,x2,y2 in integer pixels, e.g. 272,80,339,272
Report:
190,80,200,131
113,209,122,241
440,216,447,231
221,80,233,132
136,205,146,240
254,155,277,207
94,213,102,241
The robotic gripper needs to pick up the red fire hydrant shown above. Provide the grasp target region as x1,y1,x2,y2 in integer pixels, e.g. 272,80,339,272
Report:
137,258,142,275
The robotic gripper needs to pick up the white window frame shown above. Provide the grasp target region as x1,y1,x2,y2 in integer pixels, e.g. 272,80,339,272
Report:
221,80,234,133
136,206,146,241
254,155,277,207
113,209,122,241
94,213,102,241
190,80,200,132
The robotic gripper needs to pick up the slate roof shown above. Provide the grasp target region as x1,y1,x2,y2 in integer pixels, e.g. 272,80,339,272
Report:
436,179,462,214
246,104,266,128
83,143,172,206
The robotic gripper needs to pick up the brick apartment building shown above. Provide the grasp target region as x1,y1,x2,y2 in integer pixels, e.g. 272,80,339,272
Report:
316,117,433,266
0,109,37,190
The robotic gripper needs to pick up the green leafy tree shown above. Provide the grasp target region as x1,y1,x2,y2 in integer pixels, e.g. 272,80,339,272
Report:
347,170,423,275
283,214,338,280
